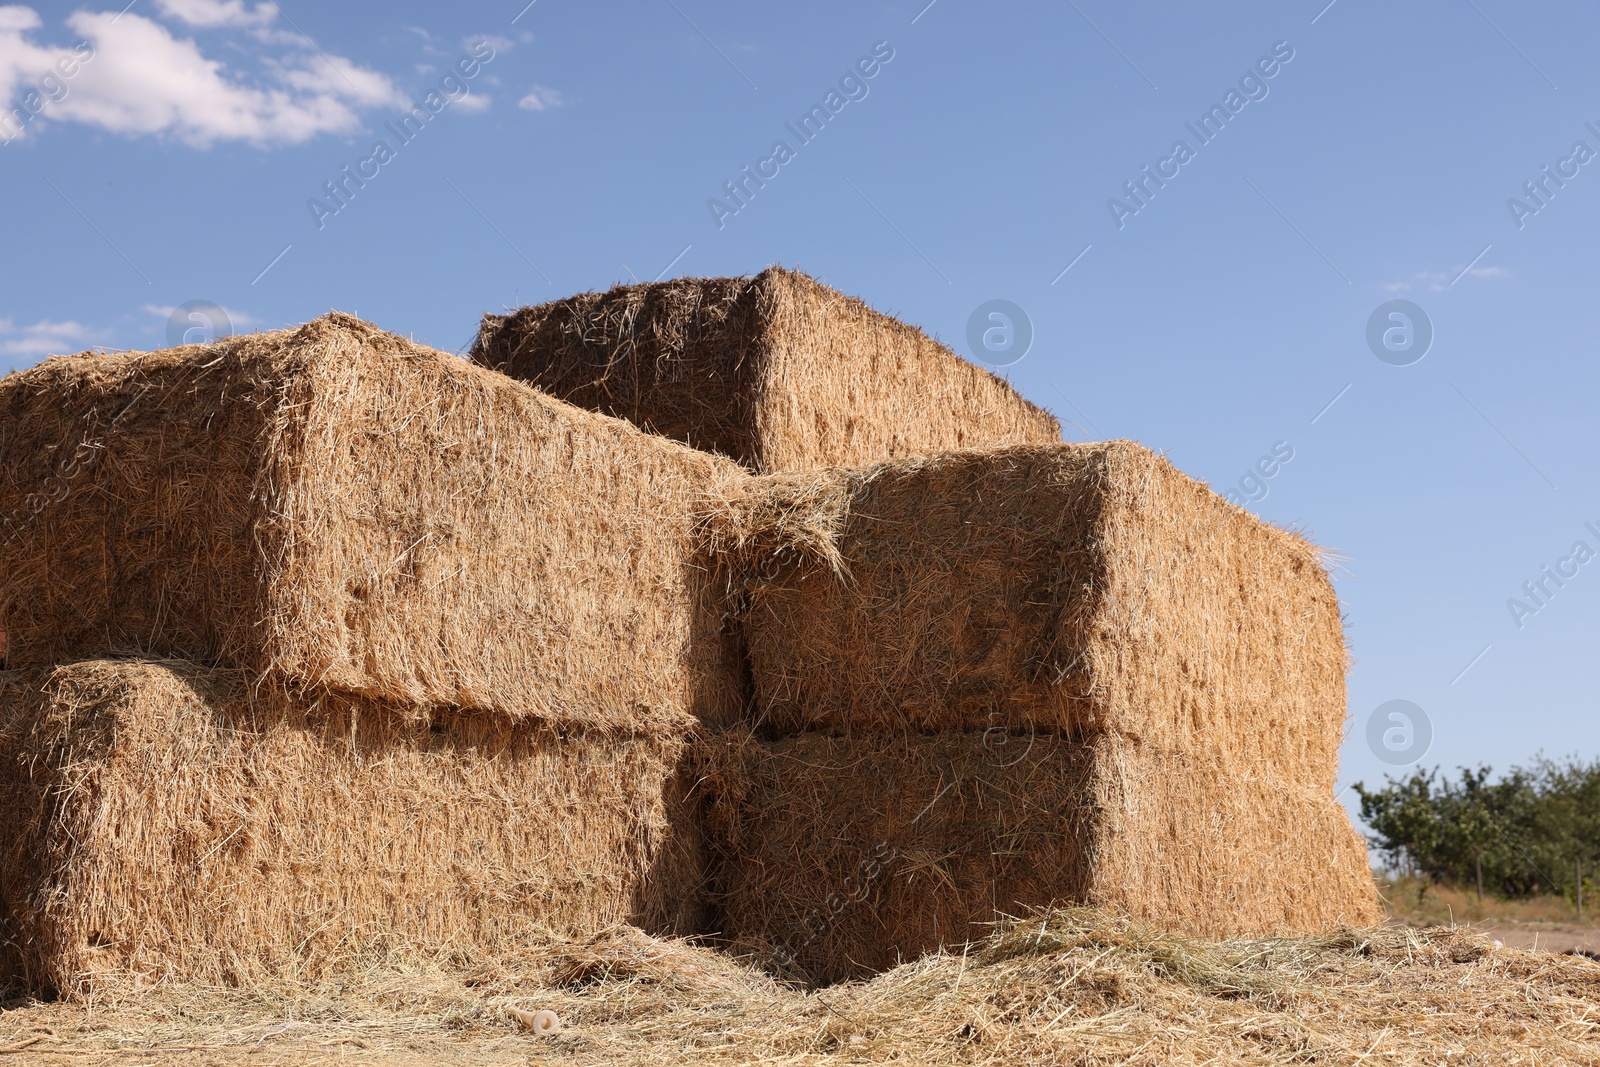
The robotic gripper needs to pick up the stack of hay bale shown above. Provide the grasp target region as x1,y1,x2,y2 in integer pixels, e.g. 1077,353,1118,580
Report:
0,315,748,994
473,267,1382,984
0,267,1379,996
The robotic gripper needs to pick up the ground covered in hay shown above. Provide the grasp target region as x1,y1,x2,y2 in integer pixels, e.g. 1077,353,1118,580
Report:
1,909,1596,1065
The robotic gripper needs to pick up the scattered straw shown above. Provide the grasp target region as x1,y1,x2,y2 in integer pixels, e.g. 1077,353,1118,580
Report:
1,909,1594,1064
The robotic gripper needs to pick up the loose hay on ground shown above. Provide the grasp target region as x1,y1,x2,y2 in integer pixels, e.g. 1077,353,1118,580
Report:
471,267,1062,472
0,659,710,996
0,314,748,728
699,730,1380,985
1,910,1594,1065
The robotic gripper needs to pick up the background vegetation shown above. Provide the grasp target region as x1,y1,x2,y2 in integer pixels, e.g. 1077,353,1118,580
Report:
1355,757,1600,905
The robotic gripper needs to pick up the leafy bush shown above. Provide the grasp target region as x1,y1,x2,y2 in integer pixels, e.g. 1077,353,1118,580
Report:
1355,758,1600,900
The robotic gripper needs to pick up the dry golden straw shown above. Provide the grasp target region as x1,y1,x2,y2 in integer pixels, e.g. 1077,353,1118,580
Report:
711,441,1349,786
698,730,1378,985
471,266,1062,472
694,440,1373,977
0,314,749,729
0,659,711,997
1,910,1594,1064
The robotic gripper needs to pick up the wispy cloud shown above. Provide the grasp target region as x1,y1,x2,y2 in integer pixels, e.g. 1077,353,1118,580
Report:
153,0,276,29
0,318,111,359
517,83,563,111
140,302,259,327
466,34,515,56
0,5,404,147
1384,265,1509,293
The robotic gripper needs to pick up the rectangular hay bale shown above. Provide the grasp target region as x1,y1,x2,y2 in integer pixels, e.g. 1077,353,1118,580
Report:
471,267,1061,472
0,314,747,728
716,441,1347,784
702,730,1380,985
0,659,709,996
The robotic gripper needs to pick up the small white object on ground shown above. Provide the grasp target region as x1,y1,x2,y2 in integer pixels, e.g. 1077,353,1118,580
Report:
510,1007,561,1036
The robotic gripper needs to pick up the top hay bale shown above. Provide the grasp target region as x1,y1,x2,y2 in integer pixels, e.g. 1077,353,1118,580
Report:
470,267,1062,472
0,314,746,729
714,441,1347,785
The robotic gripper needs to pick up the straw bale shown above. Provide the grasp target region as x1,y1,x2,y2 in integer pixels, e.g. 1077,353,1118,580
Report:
716,441,1347,784
700,730,1380,985
0,314,748,728
0,659,710,996
471,267,1061,472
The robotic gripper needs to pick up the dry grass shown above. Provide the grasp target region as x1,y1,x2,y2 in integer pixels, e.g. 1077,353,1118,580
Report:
699,731,1379,985
0,659,710,997
1,907,1594,1065
1382,875,1595,929
0,313,749,729
471,266,1062,472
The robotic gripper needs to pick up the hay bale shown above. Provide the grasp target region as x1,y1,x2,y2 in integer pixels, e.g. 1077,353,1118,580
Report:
471,267,1061,472
0,314,747,728
0,659,710,996
714,441,1347,784
701,730,1379,985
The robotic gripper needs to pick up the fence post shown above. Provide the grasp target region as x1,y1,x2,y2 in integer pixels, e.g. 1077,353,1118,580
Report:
1475,850,1483,902
1579,858,1584,921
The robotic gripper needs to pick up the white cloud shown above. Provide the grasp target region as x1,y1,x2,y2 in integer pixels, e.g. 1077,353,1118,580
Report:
153,0,276,29
408,28,514,60
0,318,110,358
0,6,404,147
1384,265,1508,293
517,83,563,111
0,6,52,108
454,91,490,113
140,303,258,328
466,34,514,57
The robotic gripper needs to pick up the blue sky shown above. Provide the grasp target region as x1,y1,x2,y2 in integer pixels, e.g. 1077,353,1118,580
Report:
2,0,1597,815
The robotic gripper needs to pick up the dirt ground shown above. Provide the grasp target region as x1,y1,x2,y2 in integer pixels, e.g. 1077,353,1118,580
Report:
1378,875,1600,955
1487,924,1600,954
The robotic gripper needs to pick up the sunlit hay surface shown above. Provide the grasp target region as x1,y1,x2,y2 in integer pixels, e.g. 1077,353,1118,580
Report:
0,659,710,997
699,730,1380,985
471,266,1062,473
0,313,749,729
1,909,1595,1065
712,441,1348,788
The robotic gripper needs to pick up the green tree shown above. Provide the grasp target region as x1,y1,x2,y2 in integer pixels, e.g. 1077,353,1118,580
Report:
1354,757,1600,901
